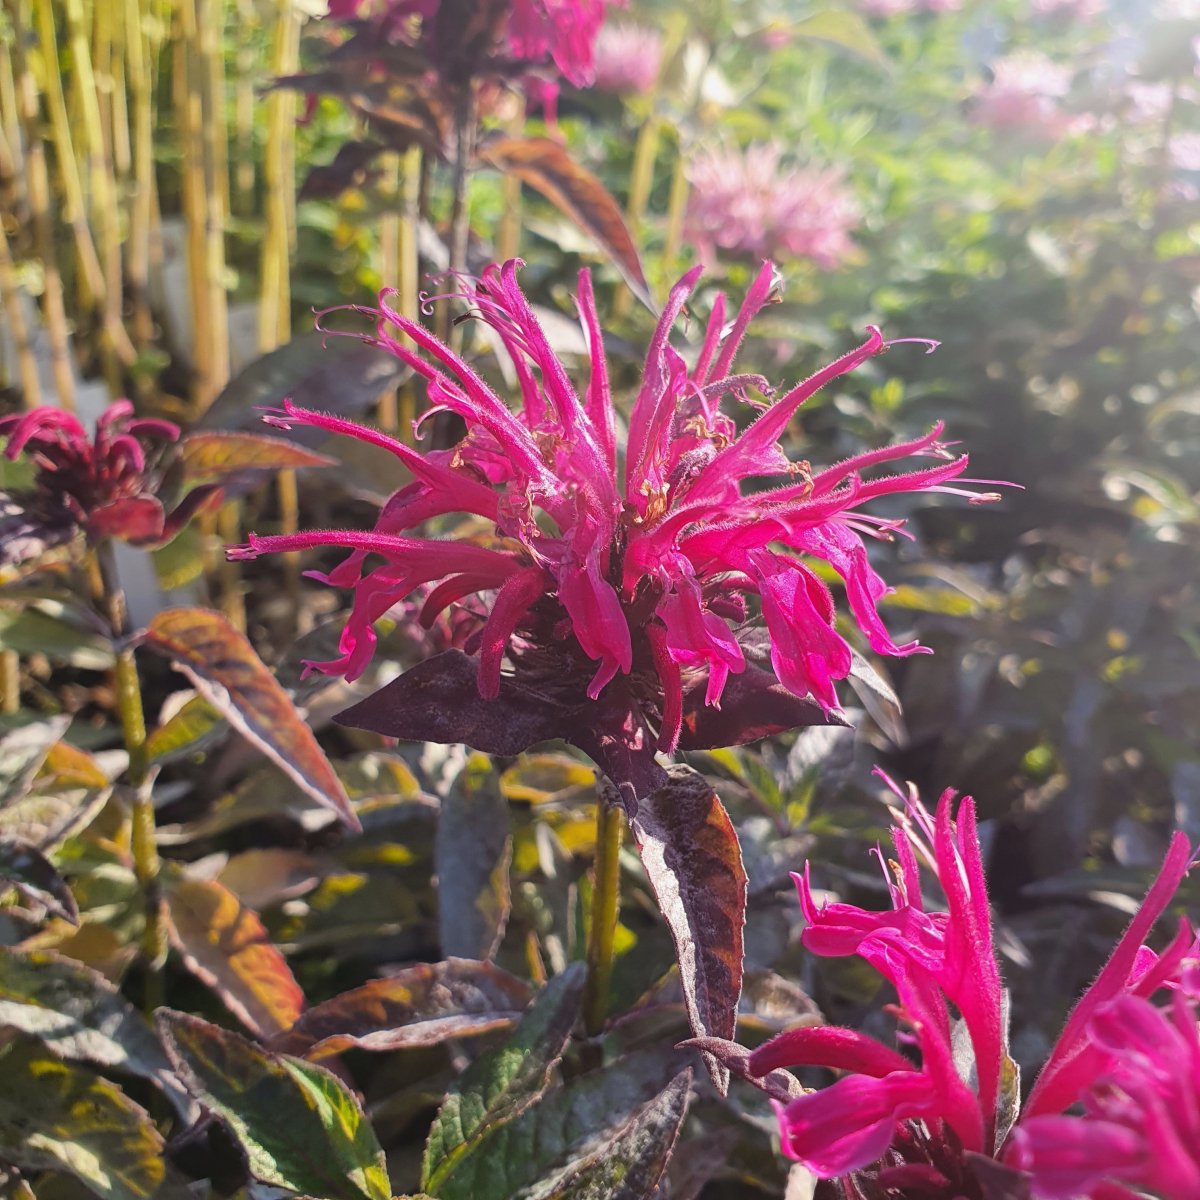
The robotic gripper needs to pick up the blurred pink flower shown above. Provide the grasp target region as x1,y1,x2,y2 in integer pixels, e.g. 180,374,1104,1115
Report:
857,0,961,16
591,22,662,95
973,53,1078,139
744,772,1198,1195
230,261,996,804
685,144,860,269
0,402,217,565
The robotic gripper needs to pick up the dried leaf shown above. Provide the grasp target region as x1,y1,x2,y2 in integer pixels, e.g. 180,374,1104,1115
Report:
422,965,585,1194
144,607,357,829
274,959,531,1060
436,755,512,960
159,1011,390,1200
628,766,747,1095
477,135,652,310
164,874,304,1038
0,1040,170,1200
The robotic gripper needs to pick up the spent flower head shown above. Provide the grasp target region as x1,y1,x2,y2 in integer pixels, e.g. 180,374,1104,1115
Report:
231,261,1001,807
684,144,860,270
742,770,1198,1198
0,402,215,567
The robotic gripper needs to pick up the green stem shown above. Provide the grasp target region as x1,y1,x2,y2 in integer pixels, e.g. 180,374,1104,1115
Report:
583,794,623,1037
94,543,164,1008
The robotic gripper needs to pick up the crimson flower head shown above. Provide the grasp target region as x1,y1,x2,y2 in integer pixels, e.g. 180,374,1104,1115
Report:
0,402,215,567
744,771,1198,1199
231,261,997,809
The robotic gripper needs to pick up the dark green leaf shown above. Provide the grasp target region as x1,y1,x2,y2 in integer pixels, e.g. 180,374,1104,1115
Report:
158,1010,390,1200
0,838,78,923
436,754,512,961
422,964,585,1194
0,1039,172,1200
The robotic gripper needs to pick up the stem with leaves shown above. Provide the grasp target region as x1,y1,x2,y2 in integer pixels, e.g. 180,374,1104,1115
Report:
583,791,624,1037
92,542,164,1008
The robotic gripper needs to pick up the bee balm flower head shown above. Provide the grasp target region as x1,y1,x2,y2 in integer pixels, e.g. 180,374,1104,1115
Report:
231,261,999,808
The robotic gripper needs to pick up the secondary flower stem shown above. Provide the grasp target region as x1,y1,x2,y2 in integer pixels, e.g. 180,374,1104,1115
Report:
93,542,165,1009
442,83,475,347
583,792,623,1037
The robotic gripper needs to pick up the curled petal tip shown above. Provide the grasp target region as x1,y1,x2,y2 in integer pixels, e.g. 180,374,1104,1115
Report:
225,543,258,562
885,336,941,355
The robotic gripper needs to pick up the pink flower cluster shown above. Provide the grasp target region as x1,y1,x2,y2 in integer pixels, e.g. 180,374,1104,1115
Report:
231,261,997,798
745,772,1200,1199
590,22,662,95
972,53,1080,140
684,144,860,270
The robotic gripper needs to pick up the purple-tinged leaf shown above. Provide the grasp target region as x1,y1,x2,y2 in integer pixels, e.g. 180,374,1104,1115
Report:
273,959,531,1060
436,755,512,960
299,140,387,201
477,135,653,311
0,838,78,923
678,666,847,751
676,1036,804,1104
963,1152,1033,1200
629,766,747,1095
535,1070,692,1200
335,650,565,756
178,432,335,487
144,607,357,830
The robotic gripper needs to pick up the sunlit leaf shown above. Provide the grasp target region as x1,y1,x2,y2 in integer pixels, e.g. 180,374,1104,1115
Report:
164,874,305,1038
178,431,335,486
477,135,653,310
274,959,531,1060
0,1040,171,1200
144,607,358,829
422,964,585,1194
500,754,596,806
0,946,192,1116
436,754,512,961
787,10,891,69
144,693,224,765
159,1010,390,1200
0,715,72,805
0,606,114,669
628,766,747,1095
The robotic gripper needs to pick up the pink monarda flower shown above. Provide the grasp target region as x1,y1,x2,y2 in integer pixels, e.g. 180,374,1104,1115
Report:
684,144,860,270
230,262,995,807
0,402,215,566
1009,992,1200,1199
591,22,662,94
742,772,1198,1196
325,0,619,88
972,54,1078,139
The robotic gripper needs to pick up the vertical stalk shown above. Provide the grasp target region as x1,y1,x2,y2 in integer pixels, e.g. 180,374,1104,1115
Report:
0,650,18,715
0,220,43,406
13,0,75,409
662,134,690,269
0,29,25,217
232,0,256,218
395,143,423,440
439,84,475,346
124,0,154,346
612,114,660,320
496,106,523,263
260,0,301,627
583,795,623,1037
377,153,401,431
93,542,164,1008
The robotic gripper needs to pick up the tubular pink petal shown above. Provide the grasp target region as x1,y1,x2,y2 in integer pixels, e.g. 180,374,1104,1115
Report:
645,621,682,753
1007,1117,1149,1199
710,260,778,382
749,1025,918,1079
477,566,548,699
575,268,616,473
556,552,632,698
693,291,726,385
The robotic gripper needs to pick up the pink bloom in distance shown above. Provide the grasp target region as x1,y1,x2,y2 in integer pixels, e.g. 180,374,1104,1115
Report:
973,54,1079,140
591,22,662,94
231,262,1000,808
685,144,860,270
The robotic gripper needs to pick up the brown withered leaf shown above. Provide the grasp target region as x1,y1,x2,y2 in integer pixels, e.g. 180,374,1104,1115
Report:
144,607,358,830
165,874,305,1038
628,766,747,1095
274,959,531,1061
476,134,652,310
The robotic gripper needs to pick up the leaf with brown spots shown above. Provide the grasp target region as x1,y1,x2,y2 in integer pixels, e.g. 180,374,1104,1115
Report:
144,607,357,830
628,766,747,1095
